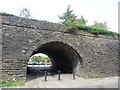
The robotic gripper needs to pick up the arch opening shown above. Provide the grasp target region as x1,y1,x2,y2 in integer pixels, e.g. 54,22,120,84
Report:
30,41,82,74
27,53,52,75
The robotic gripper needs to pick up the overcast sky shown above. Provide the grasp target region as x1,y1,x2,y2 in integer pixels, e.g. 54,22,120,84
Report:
0,0,119,32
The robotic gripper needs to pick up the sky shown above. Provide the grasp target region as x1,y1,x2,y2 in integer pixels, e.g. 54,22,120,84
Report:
0,0,119,33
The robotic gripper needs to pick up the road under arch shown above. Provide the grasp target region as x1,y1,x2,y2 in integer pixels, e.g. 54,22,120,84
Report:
31,41,82,74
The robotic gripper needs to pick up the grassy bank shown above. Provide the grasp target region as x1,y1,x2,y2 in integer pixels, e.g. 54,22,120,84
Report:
0,80,25,87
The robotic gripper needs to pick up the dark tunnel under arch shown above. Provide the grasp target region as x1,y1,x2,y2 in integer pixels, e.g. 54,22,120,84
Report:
31,41,82,74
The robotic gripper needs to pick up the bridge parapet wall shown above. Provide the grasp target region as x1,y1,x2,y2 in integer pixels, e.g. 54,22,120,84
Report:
2,16,118,40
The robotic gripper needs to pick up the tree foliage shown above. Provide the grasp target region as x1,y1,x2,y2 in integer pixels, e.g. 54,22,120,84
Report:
31,56,50,63
19,8,32,19
58,5,118,36
76,16,88,26
92,21,109,30
58,5,88,30
58,5,77,29
31,56,42,63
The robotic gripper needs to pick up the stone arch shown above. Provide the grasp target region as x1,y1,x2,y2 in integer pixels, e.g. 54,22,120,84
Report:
27,41,83,74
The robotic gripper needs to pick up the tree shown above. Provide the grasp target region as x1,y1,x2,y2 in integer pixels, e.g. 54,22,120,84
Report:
31,56,42,62
58,5,116,36
91,21,109,30
31,56,51,67
58,5,88,30
19,8,32,18
43,57,51,62
58,5,77,29
77,16,88,26
31,56,42,67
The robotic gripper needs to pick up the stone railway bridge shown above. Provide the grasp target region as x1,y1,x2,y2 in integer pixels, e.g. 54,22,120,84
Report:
0,16,119,81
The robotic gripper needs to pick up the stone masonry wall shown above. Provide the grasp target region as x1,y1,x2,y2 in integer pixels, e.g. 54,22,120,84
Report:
1,16,118,80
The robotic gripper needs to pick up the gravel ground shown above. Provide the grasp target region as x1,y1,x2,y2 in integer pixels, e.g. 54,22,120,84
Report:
3,74,118,88
1,68,119,88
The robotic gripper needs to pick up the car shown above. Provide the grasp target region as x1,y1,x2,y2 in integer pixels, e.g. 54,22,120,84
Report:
38,62,45,65
29,62,38,65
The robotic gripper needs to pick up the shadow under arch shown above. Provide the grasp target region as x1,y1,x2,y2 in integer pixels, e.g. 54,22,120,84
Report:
31,41,83,74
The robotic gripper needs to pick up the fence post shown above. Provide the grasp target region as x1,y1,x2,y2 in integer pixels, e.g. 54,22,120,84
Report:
45,71,47,81
73,69,75,80
58,70,60,80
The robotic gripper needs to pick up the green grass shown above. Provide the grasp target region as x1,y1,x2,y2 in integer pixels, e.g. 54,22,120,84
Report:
0,80,25,87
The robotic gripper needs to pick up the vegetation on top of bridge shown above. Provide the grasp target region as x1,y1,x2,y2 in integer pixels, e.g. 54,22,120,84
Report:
67,25,118,36
0,12,14,16
0,8,31,19
0,8,119,37
58,5,119,36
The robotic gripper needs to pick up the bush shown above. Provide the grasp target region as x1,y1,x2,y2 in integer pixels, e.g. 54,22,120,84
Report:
75,25,118,36
0,12,14,16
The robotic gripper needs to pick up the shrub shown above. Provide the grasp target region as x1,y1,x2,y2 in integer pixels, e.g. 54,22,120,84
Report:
76,25,118,36
0,12,14,16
